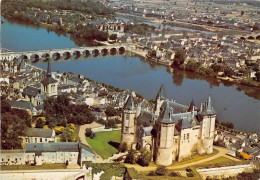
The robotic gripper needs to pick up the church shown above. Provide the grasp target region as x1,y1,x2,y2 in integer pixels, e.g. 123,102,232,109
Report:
120,85,216,166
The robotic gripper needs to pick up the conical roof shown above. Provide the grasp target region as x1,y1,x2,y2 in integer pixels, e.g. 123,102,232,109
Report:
200,97,216,115
159,102,174,124
187,99,195,112
155,84,167,100
124,93,135,110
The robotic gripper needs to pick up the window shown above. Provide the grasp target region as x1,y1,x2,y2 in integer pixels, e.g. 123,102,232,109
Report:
125,114,130,120
45,139,47,142
40,138,42,142
2,158,4,161
184,134,186,140
187,133,190,140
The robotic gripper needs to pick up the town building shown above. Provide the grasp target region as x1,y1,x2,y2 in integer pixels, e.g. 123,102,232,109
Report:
19,128,56,144
1,142,96,166
41,61,58,97
121,85,216,166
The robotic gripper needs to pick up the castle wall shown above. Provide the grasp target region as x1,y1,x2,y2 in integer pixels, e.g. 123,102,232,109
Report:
121,110,136,148
178,127,200,161
141,136,153,151
198,115,215,154
155,123,175,166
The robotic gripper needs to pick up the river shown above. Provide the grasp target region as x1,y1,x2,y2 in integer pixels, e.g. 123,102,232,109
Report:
1,17,259,134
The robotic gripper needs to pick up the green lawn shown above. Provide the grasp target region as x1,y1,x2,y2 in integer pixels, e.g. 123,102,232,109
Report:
86,130,121,159
193,156,249,169
169,149,219,167
1,163,66,171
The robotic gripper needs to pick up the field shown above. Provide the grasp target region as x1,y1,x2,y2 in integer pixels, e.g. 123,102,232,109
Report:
86,130,121,159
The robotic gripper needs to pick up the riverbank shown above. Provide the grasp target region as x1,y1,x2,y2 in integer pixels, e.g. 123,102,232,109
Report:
116,12,250,36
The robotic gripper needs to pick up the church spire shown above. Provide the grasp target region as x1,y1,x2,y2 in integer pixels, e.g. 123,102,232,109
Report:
47,61,51,77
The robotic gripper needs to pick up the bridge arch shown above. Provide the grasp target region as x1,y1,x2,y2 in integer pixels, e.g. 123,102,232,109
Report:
30,54,40,59
42,53,51,59
92,49,99,56
110,47,117,55
73,50,81,58
21,55,29,60
119,47,125,54
52,52,61,60
83,50,90,57
63,51,72,59
101,48,108,56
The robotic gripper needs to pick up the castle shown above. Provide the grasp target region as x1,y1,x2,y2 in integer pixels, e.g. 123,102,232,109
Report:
121,85,216,166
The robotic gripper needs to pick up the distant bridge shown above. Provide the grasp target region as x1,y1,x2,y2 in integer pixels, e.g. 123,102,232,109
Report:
0,45,128,62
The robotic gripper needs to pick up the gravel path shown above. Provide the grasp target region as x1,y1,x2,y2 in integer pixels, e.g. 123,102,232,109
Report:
125,146,241,172
78,123,104,163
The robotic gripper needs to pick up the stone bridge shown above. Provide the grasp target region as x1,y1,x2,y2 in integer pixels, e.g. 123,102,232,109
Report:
0,45,127,61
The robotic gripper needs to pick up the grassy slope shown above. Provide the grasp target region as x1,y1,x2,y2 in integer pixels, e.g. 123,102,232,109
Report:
86,130,121,159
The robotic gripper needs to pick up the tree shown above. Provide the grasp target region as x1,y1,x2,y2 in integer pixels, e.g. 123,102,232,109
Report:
224,66,234,77
1,113,27,149
155,166,167,176
85,128,94,138
36,117,45,128
125,149,136,164
105,106,118,117
60,126,74,142
118,142,128,152
137,148,151,167
172,49,185,67
150,50,156,57
109,34,117,40
1,100,11,113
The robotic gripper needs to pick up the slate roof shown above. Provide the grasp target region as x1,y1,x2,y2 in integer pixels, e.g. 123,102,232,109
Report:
7,100,34,111
174,112,199,131
143,126,153,136
79,142,95,156
25,128,53,138
25,142,80,153
23,86,41,97
138,110,157,127
41,76,58,86
124,93,135,110
161,100,188,114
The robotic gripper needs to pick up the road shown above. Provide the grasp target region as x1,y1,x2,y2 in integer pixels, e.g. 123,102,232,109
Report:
78,123,104,163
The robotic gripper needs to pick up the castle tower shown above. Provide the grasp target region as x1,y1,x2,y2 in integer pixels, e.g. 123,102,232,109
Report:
41,61,58,97
121,93,137,149
198,97,216,154
154,84,168,116
155,102,175,166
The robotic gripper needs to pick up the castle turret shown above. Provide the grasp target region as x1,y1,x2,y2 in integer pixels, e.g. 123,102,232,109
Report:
198,97,216,154
41,61,58,97
121,93,137,149
154,84,168,116
155,102,175,166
